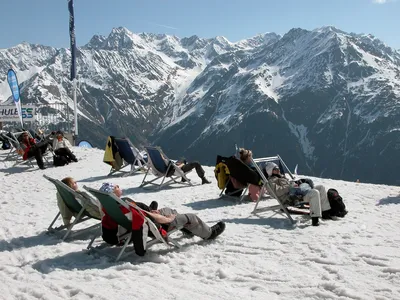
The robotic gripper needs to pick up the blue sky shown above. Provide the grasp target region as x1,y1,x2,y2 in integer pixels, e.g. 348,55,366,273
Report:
0,0,398,49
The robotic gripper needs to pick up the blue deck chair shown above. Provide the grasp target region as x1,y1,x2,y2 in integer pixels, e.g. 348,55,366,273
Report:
108,138,147,177
140,146,192,189
44,175,101,240
83,185,181,262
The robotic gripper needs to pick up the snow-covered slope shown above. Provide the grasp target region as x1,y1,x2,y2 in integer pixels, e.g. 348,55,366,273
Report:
0,147,399,300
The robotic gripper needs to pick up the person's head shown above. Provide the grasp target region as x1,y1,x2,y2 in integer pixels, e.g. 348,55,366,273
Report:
61,177,78,191
100,182,122,197
56,130,63,141
239,148,253,164
265,162,280,177
21,131,29,141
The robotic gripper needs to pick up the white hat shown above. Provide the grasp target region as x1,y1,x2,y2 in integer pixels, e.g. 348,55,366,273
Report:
265,162,279,177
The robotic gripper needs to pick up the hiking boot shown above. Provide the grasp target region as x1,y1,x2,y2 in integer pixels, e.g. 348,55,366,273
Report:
311,217,319,226
39,166,46,170
207,221,226,240
201,177,211,185
180,228,194,238
149,201,158,211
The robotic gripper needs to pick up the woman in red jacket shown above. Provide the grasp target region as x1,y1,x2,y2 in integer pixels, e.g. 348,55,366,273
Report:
20,131,48,169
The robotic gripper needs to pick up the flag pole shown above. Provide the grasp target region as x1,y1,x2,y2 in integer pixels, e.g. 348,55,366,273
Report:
68,0,78,143
73,78,78,137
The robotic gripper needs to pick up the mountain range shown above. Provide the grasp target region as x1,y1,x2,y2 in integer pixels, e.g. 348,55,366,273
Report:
0,26,399,185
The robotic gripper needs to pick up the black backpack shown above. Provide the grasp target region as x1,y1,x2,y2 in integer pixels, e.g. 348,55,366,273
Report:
53,155,68,167
327,188,347,217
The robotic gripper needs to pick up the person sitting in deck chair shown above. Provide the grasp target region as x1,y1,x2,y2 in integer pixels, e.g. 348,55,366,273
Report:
162,156,211,185
20,131,49,169
238,148,262,201
265,162,333,226
99,182,226,246
53,131,78,163
57,177,101,226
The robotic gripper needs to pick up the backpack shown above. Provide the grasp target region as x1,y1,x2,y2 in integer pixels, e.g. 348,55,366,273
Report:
327,188,348,217
53,155,68,167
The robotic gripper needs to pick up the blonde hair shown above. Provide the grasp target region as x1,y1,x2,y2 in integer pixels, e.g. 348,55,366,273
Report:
61,177,75,188
239,148,252,162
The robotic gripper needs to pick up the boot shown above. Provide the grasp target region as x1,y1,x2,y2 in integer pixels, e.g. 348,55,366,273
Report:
207,221,226,240
312,217,319,226
201,177,211,185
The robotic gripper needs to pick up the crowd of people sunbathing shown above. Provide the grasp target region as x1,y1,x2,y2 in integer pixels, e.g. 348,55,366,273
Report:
2,129,347,258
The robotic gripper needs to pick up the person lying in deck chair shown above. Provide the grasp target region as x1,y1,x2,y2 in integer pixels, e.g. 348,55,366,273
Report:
238,148,262,201
162,155,212,185
53,131,78,163
57,177,101,226
20,131,49,169
99,182,226,246
265,162,333,226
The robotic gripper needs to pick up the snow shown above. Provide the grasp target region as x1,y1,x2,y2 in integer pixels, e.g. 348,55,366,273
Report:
1,147,400,299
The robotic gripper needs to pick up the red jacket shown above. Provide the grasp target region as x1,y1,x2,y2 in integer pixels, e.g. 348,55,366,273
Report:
22,138,36,160
101,205,145,230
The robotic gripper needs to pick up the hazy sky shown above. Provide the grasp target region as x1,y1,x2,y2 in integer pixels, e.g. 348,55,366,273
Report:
0,0,398,49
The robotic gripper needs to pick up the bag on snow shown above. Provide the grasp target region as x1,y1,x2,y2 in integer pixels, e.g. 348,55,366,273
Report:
327,188,347,217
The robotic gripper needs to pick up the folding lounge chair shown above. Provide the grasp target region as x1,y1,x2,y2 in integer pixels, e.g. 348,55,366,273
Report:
217,155,260,201
83,185,181,262
44,175,101,241
4,131,52,167
250,157,295,224
140,146,192,189
107,137,147,177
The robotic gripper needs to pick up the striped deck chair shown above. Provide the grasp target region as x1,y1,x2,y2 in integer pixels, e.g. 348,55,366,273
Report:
84,185,181,262
140,146,192,189
44,175,101,240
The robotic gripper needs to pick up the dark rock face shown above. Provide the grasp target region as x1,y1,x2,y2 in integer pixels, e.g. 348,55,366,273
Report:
1,26,399,185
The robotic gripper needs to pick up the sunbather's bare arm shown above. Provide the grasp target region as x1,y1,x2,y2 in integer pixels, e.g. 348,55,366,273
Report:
146,211,176,224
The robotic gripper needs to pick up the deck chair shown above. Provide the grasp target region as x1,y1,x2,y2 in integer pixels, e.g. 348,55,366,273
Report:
106,137,147,177
4,131,52,167
44,175,101,241
140,146,193,189
1,131,31,164
83,185,181,262
250,158,295,224
217,155,260,201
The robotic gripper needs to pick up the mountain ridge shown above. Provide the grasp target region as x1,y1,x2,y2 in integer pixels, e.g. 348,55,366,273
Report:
0,26,399,185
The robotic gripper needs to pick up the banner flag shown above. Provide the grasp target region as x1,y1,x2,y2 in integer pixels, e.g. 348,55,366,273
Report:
68,0,77,81
6,69,23,127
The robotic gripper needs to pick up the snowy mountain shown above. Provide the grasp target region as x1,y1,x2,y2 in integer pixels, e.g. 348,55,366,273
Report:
0,26,399,185
0,147,400,300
